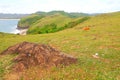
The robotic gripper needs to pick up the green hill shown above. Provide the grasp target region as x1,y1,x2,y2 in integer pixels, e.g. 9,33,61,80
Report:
35,11,89,18
27,14,89,34
17,14,45,29
27,14,72,33
18,11,90,34
0,11,120,80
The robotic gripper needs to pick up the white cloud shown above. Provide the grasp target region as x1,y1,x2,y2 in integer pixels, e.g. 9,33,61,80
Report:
0,0,120,13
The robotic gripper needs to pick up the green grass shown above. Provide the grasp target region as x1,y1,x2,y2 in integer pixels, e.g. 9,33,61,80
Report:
18,11,89,29
27,14,73,33
0,54,17,79
18,14,44,28
18,11,90,34
27,17,90,34
0,11,120,80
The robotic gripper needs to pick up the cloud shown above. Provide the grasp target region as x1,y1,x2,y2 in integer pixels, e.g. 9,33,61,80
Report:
0,0,120,13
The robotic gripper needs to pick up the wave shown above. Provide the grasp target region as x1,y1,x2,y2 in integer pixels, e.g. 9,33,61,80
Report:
10,25,20,34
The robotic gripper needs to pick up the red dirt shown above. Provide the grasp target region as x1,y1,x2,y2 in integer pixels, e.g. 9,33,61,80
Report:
1,41,77,72
82,27,90,31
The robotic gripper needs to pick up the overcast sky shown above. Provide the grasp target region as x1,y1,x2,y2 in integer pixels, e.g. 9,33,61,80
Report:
0,0,120,13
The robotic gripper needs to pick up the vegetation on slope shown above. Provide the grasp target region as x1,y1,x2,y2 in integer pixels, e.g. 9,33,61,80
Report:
35,10,89,18
17,14,44,29
18,11,90,34
27,14,73,34
27,16,90,34
0,12,120,80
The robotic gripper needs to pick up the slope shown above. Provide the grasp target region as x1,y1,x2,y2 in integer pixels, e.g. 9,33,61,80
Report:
17,14,44,29
18,11,90,34
27,14,73,34
0,11,120,80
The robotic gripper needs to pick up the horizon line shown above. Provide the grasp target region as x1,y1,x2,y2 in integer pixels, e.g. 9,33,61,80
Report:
0,10,120,14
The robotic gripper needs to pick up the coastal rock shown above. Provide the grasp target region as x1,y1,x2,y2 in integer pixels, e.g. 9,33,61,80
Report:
1,42,77,72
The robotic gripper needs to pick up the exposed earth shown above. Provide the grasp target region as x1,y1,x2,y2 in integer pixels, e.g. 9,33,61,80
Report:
1,41,77,72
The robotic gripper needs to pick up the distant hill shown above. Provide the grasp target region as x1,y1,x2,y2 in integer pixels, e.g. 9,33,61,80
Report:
18,11,90,34
0,13,29,19
18,11,120,34
35,11,89,18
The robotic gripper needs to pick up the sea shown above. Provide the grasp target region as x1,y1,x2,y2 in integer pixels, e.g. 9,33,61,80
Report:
0,19,20,34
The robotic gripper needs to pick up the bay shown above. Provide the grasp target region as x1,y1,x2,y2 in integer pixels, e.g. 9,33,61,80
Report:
0,19,20,34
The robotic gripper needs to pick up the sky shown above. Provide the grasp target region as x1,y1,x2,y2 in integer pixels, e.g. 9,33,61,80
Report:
0,0,120,14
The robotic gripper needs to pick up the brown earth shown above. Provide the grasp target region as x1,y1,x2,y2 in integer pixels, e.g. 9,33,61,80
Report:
1,41,77,72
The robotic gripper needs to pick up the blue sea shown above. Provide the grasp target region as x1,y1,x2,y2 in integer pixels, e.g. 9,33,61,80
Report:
0,19,20,34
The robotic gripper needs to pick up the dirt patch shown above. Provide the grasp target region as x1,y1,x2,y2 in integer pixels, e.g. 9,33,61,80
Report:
82,27,90,31
1,41,77,72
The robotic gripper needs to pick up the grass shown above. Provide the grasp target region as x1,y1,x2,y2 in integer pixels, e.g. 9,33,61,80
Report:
0,12,120,80
18,14,44,28
18,11,89,29
27,14,73,33
27,17,89,34
0,54,17,79
18,11,90,34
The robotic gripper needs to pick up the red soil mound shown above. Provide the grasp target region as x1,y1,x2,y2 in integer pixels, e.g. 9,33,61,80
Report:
1,42,77,71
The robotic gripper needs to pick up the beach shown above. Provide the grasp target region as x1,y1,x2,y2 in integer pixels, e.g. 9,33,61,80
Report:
19,29,28,35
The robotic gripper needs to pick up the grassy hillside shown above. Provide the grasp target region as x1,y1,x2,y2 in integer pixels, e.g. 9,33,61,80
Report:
27,14,73,34
0,12,120,80
18,11,89,34
17,11,89,29
17,14,44,28
75,11,120,29
36,11,89,18
27,15,90,34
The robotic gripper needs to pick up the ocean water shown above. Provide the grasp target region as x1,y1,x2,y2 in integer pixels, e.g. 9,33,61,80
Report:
0,19,20,34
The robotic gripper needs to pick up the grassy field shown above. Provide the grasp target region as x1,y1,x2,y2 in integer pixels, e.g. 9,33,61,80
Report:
0,12,120,80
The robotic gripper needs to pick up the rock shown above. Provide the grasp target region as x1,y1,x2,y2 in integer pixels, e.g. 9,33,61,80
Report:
92,53,99,59
1,42,77,72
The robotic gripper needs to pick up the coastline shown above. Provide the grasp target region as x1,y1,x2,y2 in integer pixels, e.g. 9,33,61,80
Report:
0,19,21,34
0,19,28,35
18,28,28,35
17,26,29,35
